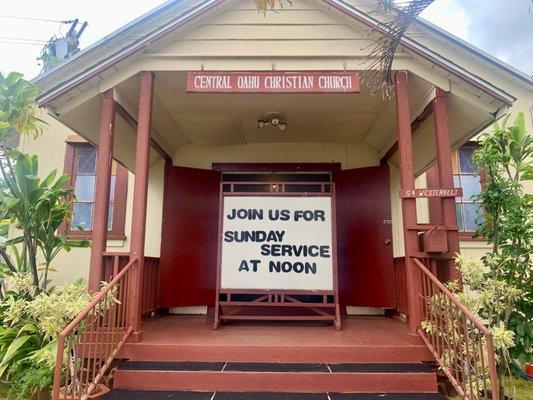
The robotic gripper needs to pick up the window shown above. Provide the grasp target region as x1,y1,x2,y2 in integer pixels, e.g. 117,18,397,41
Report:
64,139,128,239
453,144,484,233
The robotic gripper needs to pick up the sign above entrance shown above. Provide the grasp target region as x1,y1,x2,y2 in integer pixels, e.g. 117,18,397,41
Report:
187,71,360,94
399,188,463,198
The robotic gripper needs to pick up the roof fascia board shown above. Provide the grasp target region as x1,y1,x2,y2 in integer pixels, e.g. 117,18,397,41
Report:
321,0,515,106
37,0,224,107
413,17,533,87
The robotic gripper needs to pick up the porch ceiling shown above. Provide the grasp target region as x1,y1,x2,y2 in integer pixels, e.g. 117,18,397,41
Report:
117,71,398,147
56,70,495,173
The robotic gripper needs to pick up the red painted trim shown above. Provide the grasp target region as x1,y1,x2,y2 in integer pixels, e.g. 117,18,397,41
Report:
128,71,155,337
115,101,172,163
411,101,435,132
380,101,434,165
88,90,116,293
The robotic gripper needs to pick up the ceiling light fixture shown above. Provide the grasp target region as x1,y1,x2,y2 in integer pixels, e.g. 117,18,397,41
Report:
258,112,287,132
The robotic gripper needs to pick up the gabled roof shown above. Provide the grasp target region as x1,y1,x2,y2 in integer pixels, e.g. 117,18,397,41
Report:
34,0,531,107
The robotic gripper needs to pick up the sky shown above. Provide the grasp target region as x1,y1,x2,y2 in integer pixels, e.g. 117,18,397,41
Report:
0,0,532,79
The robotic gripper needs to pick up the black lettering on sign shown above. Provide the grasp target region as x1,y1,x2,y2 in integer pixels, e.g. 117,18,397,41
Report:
224,230,285,243
238,259,261,272
238,260,249,272
250,259,260,272
260,244,331,258
268,261,317,274
227,208,264,220
294,210,326,222
268,209,291,221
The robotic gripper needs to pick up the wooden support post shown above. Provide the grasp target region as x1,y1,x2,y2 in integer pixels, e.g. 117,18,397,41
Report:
128,71,154,340
88,90,116,292
433,88,461,282
395,71,421,335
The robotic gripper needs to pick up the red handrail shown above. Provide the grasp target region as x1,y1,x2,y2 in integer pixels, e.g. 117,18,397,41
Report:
52,256,138,400
413,257,499,400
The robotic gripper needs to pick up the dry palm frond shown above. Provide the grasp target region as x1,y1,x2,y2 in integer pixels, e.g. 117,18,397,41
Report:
254,0,292,14
364,0,435,98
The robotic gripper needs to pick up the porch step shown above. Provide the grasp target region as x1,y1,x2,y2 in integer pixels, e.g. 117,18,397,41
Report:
119,343,433,363
103,390,447,399
113,361,438,393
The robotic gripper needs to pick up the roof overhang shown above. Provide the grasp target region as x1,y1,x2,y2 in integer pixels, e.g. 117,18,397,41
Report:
30,0,531,174
33,0,525,108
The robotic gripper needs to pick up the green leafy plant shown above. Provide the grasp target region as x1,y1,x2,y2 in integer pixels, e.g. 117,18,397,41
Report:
472,113,532,371
0,72,91,398
0,72,43,142
0,150,89,291
423,113,532,399
0,72,89,292
0,278,91,399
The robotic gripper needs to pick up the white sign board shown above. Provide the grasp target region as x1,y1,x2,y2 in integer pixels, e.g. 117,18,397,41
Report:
220,196,334,291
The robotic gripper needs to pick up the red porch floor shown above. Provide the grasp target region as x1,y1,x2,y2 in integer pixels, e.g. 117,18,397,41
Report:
119,314,433,363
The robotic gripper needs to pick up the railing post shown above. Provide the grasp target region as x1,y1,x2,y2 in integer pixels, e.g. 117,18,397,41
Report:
395,71,421,335
88,89,116,292
433,89,461,282
128,71,154,341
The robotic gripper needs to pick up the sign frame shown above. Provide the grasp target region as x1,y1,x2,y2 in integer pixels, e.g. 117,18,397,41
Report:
214,181,341,331
187,71,360,94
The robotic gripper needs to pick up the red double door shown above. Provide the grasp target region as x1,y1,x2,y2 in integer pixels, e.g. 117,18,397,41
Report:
159,164,395,310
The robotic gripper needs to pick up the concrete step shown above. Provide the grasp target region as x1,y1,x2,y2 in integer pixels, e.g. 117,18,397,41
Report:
113,361,439,393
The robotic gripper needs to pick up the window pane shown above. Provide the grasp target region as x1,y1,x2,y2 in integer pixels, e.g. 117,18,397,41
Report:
77,146,97,174
453,175,462,201
459,146,477,173
109,175,116,202
108,203,114,230
74,175,96,202
72,203,93,230
452,151,459,174
461,175,482,201
463,203,483,231
456,203,464,231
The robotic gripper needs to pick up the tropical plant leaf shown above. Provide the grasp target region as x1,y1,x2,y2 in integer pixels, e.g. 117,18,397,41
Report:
0,335,34,377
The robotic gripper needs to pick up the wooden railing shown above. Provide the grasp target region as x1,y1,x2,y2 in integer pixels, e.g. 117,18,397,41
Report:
52,257,138,400
103,253,160,315
413,257,499,400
